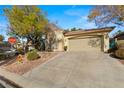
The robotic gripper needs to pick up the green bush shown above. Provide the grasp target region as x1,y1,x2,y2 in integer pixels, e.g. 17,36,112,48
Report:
64,46,68,51
115,49,124,59
27,49,40,61
17,47,24,55
115,40,124,59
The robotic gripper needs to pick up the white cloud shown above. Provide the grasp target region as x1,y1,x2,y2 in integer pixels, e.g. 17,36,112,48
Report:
83,22,97,29
75,15,97,29
72,5,76,8
64,7,97,29
80,16,88,20
0,24,7,28
65,9,81,17
65,9,91,27
64,8,87,18
76,16,88,23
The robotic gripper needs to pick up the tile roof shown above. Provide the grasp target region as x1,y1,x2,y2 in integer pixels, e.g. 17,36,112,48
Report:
64,27,115,36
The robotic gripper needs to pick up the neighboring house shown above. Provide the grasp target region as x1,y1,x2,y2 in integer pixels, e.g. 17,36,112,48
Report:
113,31,124,50
112,31,124,58
114,31,124,40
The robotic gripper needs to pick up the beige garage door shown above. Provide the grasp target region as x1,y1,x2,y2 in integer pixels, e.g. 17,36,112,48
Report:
68,37,101,51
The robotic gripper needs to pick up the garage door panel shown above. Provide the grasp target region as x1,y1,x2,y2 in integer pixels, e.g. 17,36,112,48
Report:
68,38,101,51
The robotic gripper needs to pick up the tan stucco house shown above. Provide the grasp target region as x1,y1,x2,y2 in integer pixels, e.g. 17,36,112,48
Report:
45,23,65,52
51,26,115,52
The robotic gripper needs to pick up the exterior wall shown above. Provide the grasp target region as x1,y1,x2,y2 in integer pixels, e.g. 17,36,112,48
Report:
103,33,110,52
64,37,69,48
53,30,65,51
53,41,64,52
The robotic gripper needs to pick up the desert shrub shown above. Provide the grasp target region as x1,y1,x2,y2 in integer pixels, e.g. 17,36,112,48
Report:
17,47,24,55
115,49,124,59
27,49,40,61
64,46,67,51
115,40,124,59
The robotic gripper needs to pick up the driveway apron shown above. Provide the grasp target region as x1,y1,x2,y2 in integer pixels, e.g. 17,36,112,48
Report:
23,51,124,88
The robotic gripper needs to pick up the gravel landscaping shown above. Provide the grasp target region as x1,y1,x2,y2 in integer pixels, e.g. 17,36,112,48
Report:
1,52,58,75
118,59,124,65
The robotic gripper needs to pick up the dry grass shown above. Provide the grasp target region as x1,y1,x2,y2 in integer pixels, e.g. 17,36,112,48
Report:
1,52,58,75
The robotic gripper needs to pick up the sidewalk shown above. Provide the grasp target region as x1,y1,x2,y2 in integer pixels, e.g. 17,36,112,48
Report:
0,68,44,88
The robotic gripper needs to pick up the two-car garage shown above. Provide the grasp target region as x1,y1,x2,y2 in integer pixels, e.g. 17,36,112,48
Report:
64,27,115,52
68,37,101,52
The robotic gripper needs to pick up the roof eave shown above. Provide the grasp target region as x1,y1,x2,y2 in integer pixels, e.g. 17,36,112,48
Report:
64,26,115,36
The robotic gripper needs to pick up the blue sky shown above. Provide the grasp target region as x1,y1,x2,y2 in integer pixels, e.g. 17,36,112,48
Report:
39,5,95,29
0,5,123,40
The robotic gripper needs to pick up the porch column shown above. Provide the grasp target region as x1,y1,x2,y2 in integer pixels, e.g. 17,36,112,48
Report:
64,37,69,51
103,33,109,52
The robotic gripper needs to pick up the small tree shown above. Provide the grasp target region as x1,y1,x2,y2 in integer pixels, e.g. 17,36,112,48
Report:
4,6,48,50
88,5,124,27
45,23,57,51
0,35,4,42
71,27,77,31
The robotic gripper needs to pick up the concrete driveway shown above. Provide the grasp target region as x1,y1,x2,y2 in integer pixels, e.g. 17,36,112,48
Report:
23,51,124,88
